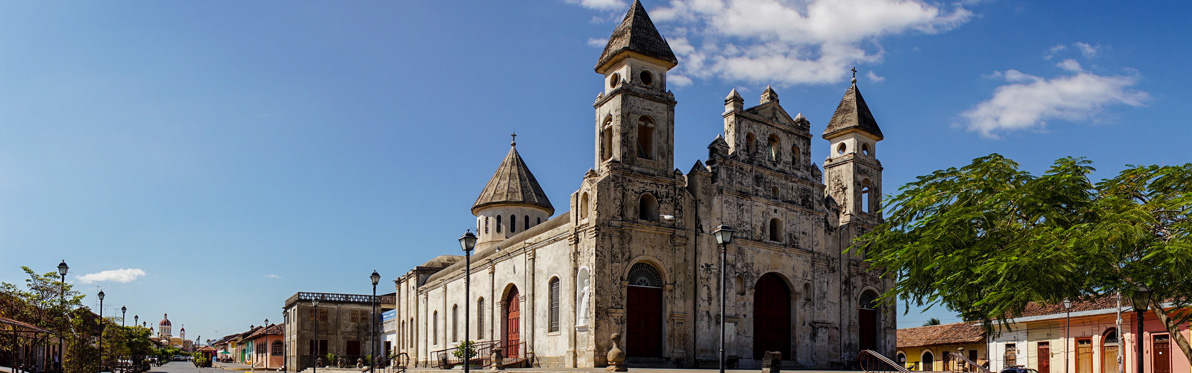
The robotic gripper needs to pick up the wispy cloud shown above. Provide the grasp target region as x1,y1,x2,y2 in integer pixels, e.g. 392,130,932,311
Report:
568,0,627,11
266,274,281,279
866,71,886,82
587,38,608,48
962,69,1147,138
79,268,146,284
571,0,974,86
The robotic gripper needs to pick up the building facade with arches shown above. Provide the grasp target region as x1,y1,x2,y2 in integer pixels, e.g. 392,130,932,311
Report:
391,0,894,369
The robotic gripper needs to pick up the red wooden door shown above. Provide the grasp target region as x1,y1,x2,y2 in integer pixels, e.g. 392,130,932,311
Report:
503,288,520,358
859,309,877,351
1153,335,1170,373
753,274,791,359
626,286,663,357
1038,342,1051,373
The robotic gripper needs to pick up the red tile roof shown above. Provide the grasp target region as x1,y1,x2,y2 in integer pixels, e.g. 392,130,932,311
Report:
897,322,985,348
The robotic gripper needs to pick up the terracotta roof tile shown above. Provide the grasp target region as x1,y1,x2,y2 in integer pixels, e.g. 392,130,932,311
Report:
897,322,985,348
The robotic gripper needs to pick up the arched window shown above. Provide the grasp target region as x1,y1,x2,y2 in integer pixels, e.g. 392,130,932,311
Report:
769,218,783,242
861,179,873,214
452,304,459,342
477,297,485,340
627,262,663,288
537,217,541,224
745,132,756,155
271,341,283,356
511,214,517,233
433,311,439,345
734,275,745,295
549,277,561,332
638,194,658,221
601,116,613,161
768,135,780,161
803,282,812,302
580,193,590,219
791,145,800,165
637,116,654,159
524,215,530,230
410,318,415,345
771,186,780,199
496,215,502,233
485,217,489,234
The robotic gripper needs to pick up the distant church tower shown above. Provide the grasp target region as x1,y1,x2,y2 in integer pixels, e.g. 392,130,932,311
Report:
823,72,884,227
179,324,185,340
592,0,678,178
159,313,173,339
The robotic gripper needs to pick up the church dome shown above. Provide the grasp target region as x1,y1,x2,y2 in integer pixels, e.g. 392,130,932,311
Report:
471,140,553,215
160,313,171,326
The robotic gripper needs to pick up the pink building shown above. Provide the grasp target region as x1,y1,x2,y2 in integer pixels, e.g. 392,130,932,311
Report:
988,298,1189,373
249,323,285,369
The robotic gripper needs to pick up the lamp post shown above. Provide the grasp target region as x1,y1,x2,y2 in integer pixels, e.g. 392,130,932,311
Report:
313,296,320,373
284,310,289,373
263,318,270,371
1130,285,1151,373
134,315,138,328
712,224,734,373
370,270,380,373
1064,299,1072,373
57,260,68,373
460,230,477,373
98,289,105,371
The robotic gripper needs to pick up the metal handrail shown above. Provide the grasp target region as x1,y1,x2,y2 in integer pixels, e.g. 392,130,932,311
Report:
859,349,912,373
945,352,991,373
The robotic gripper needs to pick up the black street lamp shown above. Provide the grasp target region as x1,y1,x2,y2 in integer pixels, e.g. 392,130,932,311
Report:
1131,284,1151,373
712,224,734,373
370,270,381,373
312,296,320,373
283,309,289,373
121,306,127,328
57,260,68,373
98,289,105,371
264,318,270,371
460,230,477,373
1064,299,1073,373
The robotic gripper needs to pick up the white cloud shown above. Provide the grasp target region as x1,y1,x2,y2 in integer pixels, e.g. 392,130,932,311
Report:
572,0,974,86
962,70,1148,138
1056,59,1083,72
587,38,609,48
78,268,146,284
569,0,627,11
1075,42,1098,58
266,274,281,279
866,71,886,82
1044,44,1066,60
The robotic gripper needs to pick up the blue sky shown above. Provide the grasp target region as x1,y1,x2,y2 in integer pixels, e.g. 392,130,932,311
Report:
1,0,1188,341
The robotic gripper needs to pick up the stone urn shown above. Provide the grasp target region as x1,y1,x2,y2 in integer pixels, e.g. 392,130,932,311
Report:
606,332,627,372
490,349,504,371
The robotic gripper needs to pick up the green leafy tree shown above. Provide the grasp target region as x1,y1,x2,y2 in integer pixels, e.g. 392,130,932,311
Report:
1,266,87,368
857,155,1192,364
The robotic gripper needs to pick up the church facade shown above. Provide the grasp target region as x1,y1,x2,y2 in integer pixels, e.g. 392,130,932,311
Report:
390,1,895,369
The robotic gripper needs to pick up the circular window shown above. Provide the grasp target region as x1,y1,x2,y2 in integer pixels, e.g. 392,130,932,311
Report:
639,71,654,86
609,73,620,89
836,143,847,154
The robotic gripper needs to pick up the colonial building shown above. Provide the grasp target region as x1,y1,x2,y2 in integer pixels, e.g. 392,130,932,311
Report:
896,322,987,371
390,0,895,369
282,291,396,369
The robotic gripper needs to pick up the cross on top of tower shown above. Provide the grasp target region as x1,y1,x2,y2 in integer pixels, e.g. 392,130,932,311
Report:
511,132,517,147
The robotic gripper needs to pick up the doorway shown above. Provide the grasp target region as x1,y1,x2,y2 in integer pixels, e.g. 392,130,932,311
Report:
1154,334,1170,373
626,263,663,357
753,273,791,359
502,287,520,358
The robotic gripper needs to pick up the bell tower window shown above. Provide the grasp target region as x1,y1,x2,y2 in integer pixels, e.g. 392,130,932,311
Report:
638,194,658,221
745,133,756,155
637,116,654,159
861,179,873,214
601,117,613,162
791,144,800,165
639,70,654,87
768,135,780,162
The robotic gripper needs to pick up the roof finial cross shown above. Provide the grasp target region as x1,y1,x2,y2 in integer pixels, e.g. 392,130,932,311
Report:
511,132,517,147
851,67,857,78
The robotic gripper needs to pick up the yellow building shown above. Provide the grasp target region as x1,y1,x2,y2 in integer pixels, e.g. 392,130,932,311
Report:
898,322,988,371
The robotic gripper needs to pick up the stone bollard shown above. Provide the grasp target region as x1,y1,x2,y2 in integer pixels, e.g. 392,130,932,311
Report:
490,349,505,371
315,357,324,368
761,351,782,373
357,357,364,368
606,332,628,372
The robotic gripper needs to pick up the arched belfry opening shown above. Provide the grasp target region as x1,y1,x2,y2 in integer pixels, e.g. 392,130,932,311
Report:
626,262,664,357
754,273,792,360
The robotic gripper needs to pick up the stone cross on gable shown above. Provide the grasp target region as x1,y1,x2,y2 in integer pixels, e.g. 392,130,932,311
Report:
851,67,857,79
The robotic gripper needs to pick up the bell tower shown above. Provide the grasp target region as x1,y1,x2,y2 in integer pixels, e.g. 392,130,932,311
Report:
823,72,884,226
592,0,677,178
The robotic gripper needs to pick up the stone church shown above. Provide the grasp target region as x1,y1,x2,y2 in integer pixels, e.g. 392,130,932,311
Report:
391,0,895,368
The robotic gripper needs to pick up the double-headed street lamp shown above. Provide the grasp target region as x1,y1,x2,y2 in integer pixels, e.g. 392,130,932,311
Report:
1064,299,1073,373
98,289,106,371
370,270,380,373
460,230,478,373
1131,285,1152,373
712,224,734,373
57,260,68,373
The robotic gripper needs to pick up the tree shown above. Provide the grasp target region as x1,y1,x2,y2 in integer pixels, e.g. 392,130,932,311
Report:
923,318,941,326
857,154,1192,364
1,266,87,369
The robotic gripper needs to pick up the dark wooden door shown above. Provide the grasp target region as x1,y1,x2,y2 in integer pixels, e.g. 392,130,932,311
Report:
858,308,877,351
753,274,791,359
1038,342,1051,373
1154,335,1170,373
922,351,934,371
626,286,663,357
503,288,520,358
1077,339,1093,373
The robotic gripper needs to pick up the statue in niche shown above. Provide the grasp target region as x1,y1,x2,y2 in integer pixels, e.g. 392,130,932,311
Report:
578,277,591,326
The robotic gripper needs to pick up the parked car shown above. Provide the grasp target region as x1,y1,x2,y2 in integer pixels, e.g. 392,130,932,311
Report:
1000,366,1040,373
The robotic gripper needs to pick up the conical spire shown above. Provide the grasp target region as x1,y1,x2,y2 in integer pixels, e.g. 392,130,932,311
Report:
595,0,678,73
822,78,883,140
472,140,554,215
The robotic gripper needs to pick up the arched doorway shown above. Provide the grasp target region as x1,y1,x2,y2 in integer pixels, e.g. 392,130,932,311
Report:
921,350,935,371
858,290,879,352
753,273,791,359
502,286,520,358
626,263,663,357
1102,329,1119,373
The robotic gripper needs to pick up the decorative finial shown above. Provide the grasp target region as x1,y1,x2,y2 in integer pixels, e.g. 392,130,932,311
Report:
511,132,517,147
851,67,858,84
